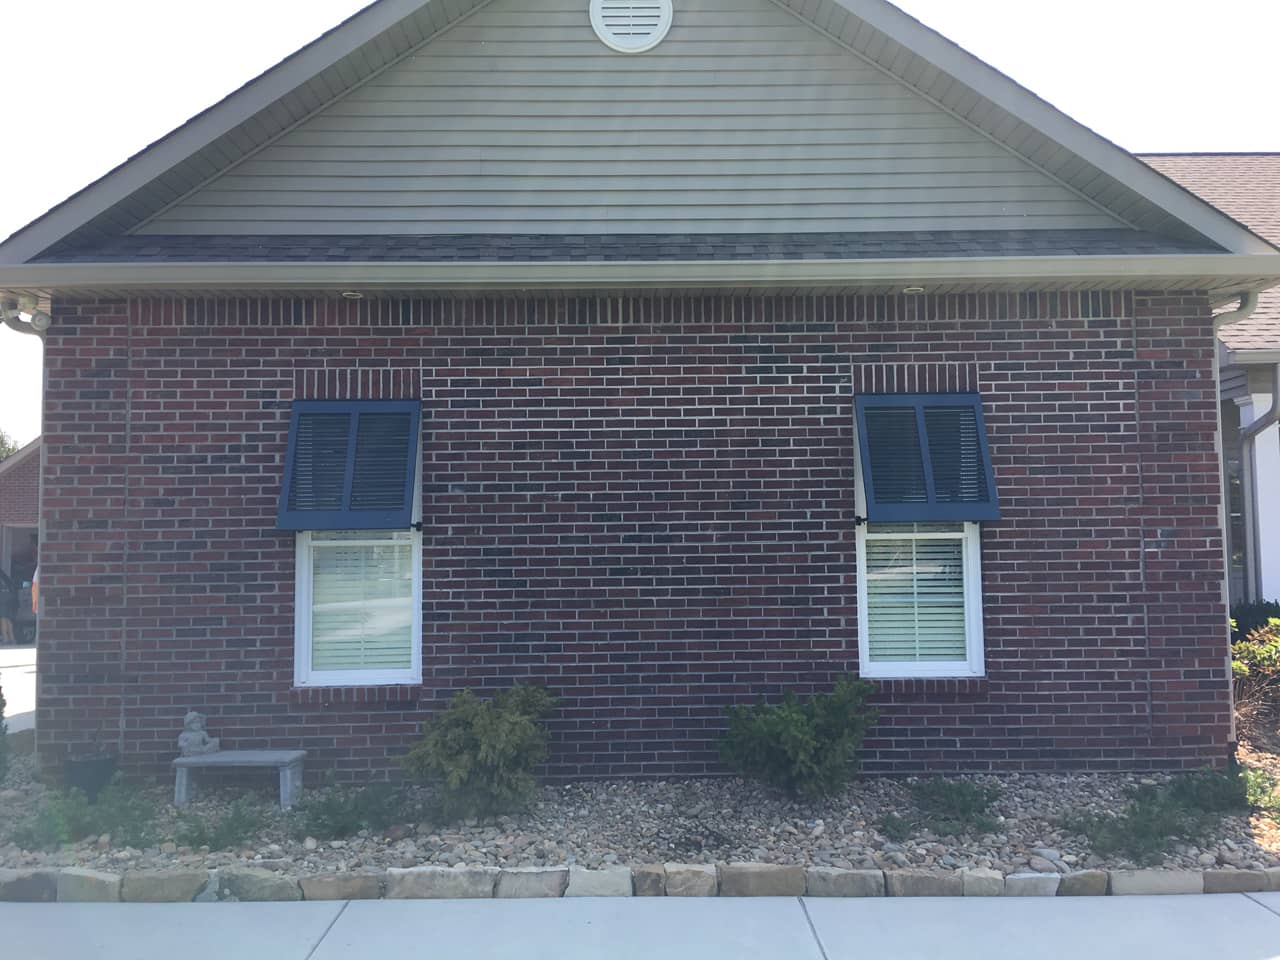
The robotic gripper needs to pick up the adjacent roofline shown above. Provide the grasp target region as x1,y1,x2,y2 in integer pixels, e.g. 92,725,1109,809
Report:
1228,349,1280,366
0,437,41,479
829,0,1275,257
0,254,1277,297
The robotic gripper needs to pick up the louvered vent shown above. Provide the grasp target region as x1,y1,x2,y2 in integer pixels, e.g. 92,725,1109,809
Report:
590,0,674,53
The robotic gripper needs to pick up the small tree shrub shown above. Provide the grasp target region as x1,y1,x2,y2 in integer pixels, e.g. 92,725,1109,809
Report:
289,780,413,840
719,678,878,800
175,797,266,851
1232,618,1280,725
1231,601,1280,643
911,778,1002,836
402,684,557,821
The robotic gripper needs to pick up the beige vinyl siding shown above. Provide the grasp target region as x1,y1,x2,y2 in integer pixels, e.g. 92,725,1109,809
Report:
139,0,1124,237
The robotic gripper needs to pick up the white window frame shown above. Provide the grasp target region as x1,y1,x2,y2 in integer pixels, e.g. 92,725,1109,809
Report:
293,456,423,688
853,406,985,679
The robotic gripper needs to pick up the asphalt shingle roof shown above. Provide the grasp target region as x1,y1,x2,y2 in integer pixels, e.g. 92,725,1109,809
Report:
1142,153,1280,352
40,229,1219,265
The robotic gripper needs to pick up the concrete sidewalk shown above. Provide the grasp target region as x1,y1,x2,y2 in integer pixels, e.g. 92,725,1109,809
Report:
4,894,1280,960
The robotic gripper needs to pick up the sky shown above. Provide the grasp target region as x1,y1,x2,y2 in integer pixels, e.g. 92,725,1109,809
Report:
0,0,1276,447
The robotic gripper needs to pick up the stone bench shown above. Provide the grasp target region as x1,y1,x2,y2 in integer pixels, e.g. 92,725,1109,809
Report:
172,750,306,810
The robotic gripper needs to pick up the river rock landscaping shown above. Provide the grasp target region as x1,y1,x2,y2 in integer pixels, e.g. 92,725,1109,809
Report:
3,742,1280,901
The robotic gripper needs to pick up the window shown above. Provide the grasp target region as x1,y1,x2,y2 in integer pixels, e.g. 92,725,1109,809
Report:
854,394,997,679
279,400,423,687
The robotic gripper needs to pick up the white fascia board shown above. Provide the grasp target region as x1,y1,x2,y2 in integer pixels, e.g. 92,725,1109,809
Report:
0,0,447,266
1227,349,1280,366
2,254,1279,295
830,0,1276,257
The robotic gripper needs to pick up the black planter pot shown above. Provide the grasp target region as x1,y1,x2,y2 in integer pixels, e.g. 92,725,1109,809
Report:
64,753,118,802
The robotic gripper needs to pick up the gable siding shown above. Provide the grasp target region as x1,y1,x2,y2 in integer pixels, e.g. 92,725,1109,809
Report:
139,0,1124,236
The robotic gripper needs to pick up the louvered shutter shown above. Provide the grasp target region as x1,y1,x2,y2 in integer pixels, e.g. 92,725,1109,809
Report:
855,393,999,522
279,400,420,530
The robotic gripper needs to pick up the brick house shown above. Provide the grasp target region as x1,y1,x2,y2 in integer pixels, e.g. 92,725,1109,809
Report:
0,437,40,639
1,0,1278,780
1141,155,1280,606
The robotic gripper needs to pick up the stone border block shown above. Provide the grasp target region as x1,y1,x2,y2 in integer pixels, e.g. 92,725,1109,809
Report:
1058,870,1108,896
1202,870,1266,894
885,870,963,898
57,868,122,902
566,866,633,897
496,866,569,898
218,866,302,902
664,863,718,897
386,866,497,899
1109,870,1203,896
805,867,884,897
718,862,805,897
631,864,667,896
300,873,383,900
959,867,1004,897
1004,872,1060,897
121,870,211,903
0,869,58,903
1264,867,1280,892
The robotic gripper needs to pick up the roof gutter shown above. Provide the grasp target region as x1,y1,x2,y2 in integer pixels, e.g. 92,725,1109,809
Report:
0,253,1278,296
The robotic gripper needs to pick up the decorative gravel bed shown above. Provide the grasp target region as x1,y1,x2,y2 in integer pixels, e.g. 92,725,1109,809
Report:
2,750,1278,879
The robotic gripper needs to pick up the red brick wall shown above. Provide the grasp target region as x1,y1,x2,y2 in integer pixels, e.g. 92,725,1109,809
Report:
0,441,40,526
35,292,1231,781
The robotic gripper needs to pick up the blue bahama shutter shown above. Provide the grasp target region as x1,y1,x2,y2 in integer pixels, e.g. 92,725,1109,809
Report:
278,400,420,530
855,393,999,522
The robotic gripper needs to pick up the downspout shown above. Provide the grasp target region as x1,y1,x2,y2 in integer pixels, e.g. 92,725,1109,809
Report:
1213,291,1260,761
1242,362,1280,599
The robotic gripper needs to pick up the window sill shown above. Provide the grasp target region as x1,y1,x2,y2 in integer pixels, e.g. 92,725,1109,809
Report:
869,676,990,699
289,684,423,707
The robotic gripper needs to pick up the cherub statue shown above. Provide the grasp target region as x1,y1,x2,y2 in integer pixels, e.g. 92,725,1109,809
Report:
177,710,220,756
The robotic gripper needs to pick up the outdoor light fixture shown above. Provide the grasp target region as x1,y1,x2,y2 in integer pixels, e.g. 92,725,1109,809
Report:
902,286,926,295
340,291,364,300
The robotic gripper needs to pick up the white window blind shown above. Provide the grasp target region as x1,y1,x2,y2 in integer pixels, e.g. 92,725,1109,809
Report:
864,528,967,663
309,530,415,672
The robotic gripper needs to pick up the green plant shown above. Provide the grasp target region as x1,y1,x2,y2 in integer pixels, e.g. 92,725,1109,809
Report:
719,678,878,800
1231,601,1280,643
175,796,266,851
877,812,913,841
6,777,158,852
0,684,8,784
911,777,1002,836
1232,618,1280,724
1242,766,1280,817
402,684,558,821
289,780,413,840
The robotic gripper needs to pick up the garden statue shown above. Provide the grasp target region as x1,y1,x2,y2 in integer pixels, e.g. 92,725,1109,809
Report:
177,710,221,756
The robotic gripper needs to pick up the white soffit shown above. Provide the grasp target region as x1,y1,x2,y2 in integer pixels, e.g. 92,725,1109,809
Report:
0,0,1272,264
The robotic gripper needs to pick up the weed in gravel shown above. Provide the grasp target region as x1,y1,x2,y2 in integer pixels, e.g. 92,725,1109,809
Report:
877,812,913,841
909,778,1001,837
288,780,415,840
175,796,266,851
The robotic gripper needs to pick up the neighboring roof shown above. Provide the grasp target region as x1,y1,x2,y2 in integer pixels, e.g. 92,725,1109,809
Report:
0,0,1276,301
41,230,1220,264
1142,154,1280,354
0,438,40,527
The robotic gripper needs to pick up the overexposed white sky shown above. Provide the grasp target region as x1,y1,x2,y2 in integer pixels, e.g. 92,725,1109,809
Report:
0,0,1276,446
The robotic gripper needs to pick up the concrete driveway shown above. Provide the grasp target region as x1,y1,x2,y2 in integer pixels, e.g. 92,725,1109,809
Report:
0,641,35,731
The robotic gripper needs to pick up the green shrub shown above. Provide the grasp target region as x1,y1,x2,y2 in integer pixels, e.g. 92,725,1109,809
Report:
1231,601,1280,643
402,684,558,821
175,796,266,851
0,684,8,784
877,812,913,841
289,780,413,840
911,778,1002,836
1232,618,1280,721
7,778,156,851
719,678,878,800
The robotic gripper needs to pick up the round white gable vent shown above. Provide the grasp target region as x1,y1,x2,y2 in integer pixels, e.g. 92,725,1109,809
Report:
590,1,674,54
